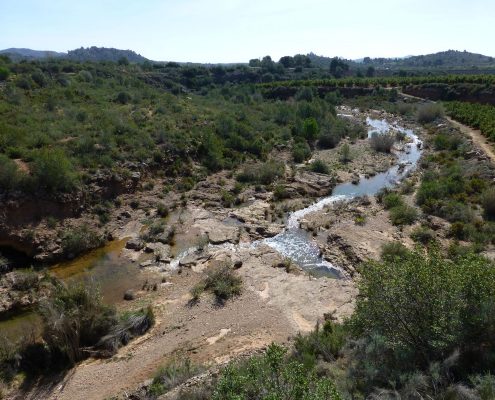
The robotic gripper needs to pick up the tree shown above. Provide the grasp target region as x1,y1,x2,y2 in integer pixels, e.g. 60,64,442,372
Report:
279,56,294,68
366,66,375,77
303,118,320,141
329,58,349,78
118,56,129,66
294,54,311,67
261,55,275,72
248,58,261,67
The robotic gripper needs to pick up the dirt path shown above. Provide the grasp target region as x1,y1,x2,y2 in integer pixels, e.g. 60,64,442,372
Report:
399,92,495,164
445,116,495,164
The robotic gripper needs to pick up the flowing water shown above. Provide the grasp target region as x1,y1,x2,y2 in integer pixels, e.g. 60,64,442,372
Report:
263,117,422,278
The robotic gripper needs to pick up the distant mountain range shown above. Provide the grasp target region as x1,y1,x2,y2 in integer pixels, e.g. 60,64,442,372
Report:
1,47,494,70
0,46,149,63
308,50,495,70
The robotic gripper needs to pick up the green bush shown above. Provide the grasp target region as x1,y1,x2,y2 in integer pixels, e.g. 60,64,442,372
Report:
381,192,403,209
40,283,118,366
293,321,346,367
292,142,311,163
481,188,495,218
0,154,24,192
369,133,395,153
352,248,495,377
191,263,242,304
380,241,409,260
339,143,351,163
212,343,342,400
237,160,284,185
416,103,444,124
310,159,329,174
0,66,10,81
410,226,436,244
149,359,203,397
31,148,79,193
61,225,103,257
389,204,418,225
318,132,341,149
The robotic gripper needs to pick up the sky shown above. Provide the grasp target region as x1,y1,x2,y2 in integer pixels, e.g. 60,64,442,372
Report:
1,0,494,63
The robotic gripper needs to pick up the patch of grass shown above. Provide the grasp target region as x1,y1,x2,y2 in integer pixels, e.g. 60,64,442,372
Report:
149,358,204,397
237,160,284,185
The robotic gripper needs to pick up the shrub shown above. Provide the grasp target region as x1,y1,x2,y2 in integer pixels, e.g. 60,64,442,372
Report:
273,184,289,201
61,225,103,257
0,154,23,192
191,264,242,304
381,192,403,209
416,103,444,124
369,133,395,153
0,66,10,81
389,204,418,226
157,203,169,217
302,117,320,141
481,188,495,218
318,132,341,149
116,91,131,104
31,148,79,193
293,321,347,366
410,226,436,244
292,142,311,163
11,270,39,291
149,359,204,397
211,343,342,400
40,283,118,366
340,143,351,163
380,242,409,261
351,249,495,376
237,160,284,185
310,159,330,174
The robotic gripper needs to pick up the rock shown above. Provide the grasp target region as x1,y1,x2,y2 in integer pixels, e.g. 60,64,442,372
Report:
139,260,154,268
208,225,239,244
123,290,135,300
121,210,132,218
126,239,144,251
179,254,199,268
130,171,141,181
233,260,243,269
144,242,171,261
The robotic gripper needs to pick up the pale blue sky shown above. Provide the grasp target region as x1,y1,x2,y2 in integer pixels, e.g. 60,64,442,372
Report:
1,0,493,63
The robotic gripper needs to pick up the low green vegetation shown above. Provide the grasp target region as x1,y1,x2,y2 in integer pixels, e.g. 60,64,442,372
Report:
190,263,242,304
416,124,495,249
445,101,495,141
211,343,342,400
148,358,204,397
309,159,330,174
416,102,444,123
380,191,418,226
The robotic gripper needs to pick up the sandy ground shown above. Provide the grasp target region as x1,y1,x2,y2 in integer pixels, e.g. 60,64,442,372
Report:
16,242,355,400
